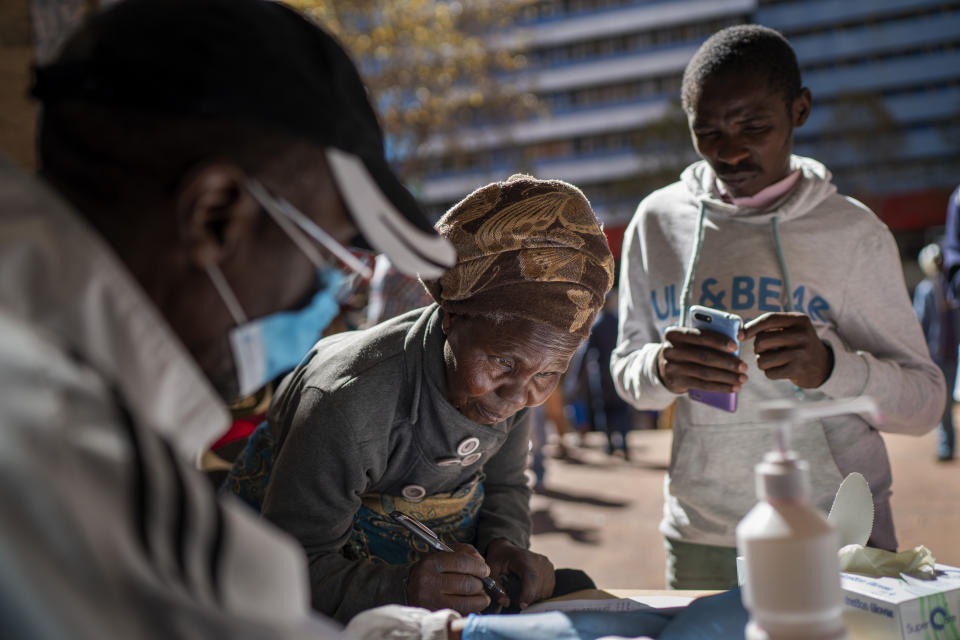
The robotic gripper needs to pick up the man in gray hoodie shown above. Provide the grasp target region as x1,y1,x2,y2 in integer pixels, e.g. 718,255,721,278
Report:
611,25,945,589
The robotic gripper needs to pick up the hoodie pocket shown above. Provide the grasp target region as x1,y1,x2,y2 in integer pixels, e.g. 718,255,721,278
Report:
666,417,844,543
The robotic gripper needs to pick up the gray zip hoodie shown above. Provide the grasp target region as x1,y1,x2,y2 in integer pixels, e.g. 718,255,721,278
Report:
611,155,945,550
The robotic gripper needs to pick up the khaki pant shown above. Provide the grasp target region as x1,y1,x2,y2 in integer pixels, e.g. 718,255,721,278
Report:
664,537,738,590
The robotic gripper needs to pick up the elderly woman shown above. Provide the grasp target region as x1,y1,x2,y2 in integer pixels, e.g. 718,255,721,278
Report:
224,174,614,622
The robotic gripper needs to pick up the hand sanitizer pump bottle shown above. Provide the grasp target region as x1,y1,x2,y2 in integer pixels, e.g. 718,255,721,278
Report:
737,397,879,640
736,447,846,640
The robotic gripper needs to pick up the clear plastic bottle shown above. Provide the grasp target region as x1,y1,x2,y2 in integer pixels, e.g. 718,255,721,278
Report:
736,448,847,640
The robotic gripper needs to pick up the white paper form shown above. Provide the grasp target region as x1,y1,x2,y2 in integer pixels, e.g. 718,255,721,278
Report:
521,594,696,615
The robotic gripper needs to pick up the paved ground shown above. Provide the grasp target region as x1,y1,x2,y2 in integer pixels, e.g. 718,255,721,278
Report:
529,424,959,589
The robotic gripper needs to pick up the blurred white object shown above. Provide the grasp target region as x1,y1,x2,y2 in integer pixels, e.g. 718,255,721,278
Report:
757,396,882,423
827,472,875,549
737,397,880,640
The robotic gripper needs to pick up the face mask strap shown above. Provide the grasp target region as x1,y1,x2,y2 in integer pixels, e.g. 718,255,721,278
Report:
205,262,248,325
246,180,329,270
275,197,373,279
246,179,373,280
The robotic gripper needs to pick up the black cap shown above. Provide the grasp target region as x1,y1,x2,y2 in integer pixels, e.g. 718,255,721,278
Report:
31,0,455,279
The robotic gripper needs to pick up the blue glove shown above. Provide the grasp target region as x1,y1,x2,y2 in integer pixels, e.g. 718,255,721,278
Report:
462,609,673,640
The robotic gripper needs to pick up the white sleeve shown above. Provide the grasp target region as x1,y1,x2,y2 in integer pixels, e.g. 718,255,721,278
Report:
817,224,946,434
345,606,460,640
610,210,681,411
0,311,343,640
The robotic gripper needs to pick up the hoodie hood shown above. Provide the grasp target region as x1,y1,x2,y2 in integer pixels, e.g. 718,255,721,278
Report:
676,155,838,323
680,154,838,224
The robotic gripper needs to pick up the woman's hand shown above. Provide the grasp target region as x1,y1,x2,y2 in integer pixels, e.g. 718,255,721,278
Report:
743,312,833,388
485,538,555,610
406,543,491,614
656,325,747,394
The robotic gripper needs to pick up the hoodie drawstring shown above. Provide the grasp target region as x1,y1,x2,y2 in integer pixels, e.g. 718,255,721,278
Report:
771,216,794,312
678,201,707,327
679,207,806,398
679,208,796,321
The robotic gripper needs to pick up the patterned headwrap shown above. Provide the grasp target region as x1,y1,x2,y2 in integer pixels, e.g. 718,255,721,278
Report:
423,174,615,336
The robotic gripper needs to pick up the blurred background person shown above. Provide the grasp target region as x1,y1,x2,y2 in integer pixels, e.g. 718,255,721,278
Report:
913,242,959,461
568,289,639,459
528,386,574,489
366,253,435,327
940,185,960,300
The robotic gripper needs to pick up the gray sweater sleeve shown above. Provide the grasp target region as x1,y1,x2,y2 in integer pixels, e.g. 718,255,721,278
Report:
474,410,533,553
611,208,682,411
816,222,946,434
261,387,409,623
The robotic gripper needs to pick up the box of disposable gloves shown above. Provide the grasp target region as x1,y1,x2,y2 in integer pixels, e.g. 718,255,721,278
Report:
829,473,960,640
839,559,960,640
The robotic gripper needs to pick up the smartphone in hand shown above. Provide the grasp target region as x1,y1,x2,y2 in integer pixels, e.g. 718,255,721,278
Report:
686,305,742,412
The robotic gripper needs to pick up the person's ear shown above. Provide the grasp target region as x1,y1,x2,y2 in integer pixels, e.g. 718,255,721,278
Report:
792,87,812,128
175,164,261,268
441,311,457,334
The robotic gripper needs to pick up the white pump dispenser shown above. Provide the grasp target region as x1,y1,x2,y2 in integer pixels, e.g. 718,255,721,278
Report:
736,397,880,640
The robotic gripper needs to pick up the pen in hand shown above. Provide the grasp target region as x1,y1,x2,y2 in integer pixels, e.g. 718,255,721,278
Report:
389,510,510,605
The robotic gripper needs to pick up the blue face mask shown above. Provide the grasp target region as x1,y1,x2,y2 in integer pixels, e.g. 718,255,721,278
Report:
206,180,371,398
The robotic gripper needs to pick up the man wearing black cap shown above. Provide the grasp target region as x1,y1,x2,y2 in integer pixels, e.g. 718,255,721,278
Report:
0,0,464,637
